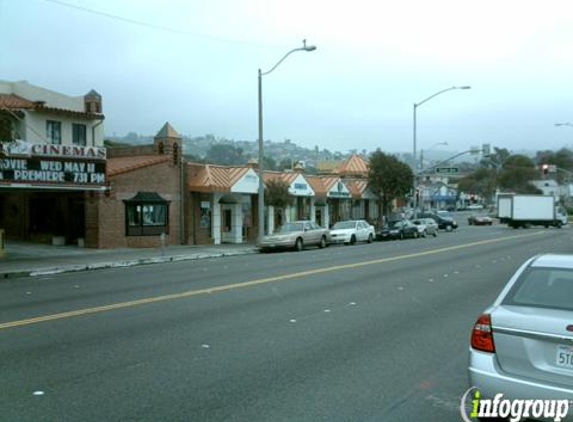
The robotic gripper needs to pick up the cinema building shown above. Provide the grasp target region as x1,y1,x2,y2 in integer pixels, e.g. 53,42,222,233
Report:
0,80,106,245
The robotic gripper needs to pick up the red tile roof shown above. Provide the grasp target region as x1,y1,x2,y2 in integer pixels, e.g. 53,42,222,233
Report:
187,164,251,192
334,154,369,176
107,155,171,177
0,94,36,110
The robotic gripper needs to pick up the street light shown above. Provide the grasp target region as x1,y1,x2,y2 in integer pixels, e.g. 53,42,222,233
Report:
420,141,448,170
412,86,471,215
257,40,316,241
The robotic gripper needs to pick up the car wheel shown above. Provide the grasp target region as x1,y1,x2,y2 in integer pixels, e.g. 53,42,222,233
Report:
422,230,427,238
367,234,373,243
446,225,452,232
295,238,303,251
319,236,326,248
414,230,419,238
350,234,356,245
433,230,438,237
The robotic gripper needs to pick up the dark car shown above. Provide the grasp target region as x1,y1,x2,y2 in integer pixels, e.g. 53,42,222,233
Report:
377,220,420,240
418,212,458,231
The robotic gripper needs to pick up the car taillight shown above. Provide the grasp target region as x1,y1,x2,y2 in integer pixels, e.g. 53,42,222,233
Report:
471,313,495,353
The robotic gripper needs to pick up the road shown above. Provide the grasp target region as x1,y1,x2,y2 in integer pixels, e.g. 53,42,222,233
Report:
1,221,571,422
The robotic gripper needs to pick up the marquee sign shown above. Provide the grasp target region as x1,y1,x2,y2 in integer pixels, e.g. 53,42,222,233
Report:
0,140,107,190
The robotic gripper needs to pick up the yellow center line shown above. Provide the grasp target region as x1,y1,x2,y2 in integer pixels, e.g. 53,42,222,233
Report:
0,231,545,331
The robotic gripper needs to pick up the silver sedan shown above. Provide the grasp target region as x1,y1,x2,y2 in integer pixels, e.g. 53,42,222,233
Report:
468,254,573,414
258,221,330,252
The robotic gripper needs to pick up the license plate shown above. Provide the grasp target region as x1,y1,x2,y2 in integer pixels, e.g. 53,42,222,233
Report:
556,345,573,369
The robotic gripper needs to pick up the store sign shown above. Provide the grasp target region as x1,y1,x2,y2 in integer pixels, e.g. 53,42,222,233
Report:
328,181,351,198
288,174,314,197
0,140,106,189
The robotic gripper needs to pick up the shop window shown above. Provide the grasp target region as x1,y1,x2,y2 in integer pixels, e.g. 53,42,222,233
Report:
0,115,13,142
72,123,87,146
46,120,61,144
223,209,232,232
124,192,169,236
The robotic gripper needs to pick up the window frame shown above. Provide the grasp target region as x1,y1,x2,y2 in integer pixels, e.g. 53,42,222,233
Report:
72,123,87,146
46,120,62,145
124,201,169,236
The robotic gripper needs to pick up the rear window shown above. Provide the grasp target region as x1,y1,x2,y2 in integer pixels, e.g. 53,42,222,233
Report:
503,267,573,311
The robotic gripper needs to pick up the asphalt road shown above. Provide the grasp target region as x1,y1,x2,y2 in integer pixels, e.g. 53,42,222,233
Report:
1,220,572,422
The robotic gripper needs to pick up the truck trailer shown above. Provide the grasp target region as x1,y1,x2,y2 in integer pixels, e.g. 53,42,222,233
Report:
497,194,567,228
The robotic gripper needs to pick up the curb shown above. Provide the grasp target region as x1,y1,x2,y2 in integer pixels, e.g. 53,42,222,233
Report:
0,248,259,280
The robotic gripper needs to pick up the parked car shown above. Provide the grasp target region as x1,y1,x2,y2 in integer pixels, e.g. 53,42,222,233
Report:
258,221,330,252
469,254,573,404
418,212,458,231
377,220,419,240
467,203,484,210
330,220,375,245
412,218,439,237
468,214,493,225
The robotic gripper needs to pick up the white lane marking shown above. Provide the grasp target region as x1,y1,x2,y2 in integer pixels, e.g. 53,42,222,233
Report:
443,274,449,278
428,279,434,282
26,292,32,295
453,271,459,274
32,391,45,396
74,285,80,289
289,319,297,323
39,278,53,281
398,286,405,291
324,309,331,313
201,344,210,349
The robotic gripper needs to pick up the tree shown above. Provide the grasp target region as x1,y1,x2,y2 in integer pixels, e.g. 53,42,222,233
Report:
368,149,414,227
457,167,497,202
498,154,541,193
265,179,293,227
277,158,292,171
206,144,244,165
263,156,277,171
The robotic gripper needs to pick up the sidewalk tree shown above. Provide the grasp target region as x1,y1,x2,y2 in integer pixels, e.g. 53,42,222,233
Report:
458,168,496,202
368,149,414,227
264,179,293,226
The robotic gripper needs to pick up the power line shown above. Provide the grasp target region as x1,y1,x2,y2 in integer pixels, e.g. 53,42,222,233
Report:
40,0,286,49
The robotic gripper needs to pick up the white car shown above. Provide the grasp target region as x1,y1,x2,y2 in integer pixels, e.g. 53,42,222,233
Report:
329,220,375,245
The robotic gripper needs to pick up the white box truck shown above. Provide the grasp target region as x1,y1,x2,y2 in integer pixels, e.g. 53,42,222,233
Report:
497,194,567,228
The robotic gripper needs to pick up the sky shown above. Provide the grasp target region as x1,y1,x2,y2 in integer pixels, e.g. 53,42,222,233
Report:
1,0,573,155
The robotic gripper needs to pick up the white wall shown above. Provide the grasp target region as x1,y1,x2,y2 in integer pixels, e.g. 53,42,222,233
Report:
0,80,85,111
22,110,104,146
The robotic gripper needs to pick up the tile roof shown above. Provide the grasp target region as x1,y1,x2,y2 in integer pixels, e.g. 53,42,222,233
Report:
0,94,36,110
187,164,250,192
107,155,171,177
262,171,300,185
345,179,369,199
334,154,369,176
304,175,327,195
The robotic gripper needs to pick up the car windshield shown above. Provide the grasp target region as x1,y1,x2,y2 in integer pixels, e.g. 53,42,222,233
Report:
278,223,304,233
437,211,452,218
388,221,402,228
332,221,356,230
503,268,573,311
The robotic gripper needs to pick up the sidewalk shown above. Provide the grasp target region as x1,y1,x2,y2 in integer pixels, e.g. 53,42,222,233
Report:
0,241,259,279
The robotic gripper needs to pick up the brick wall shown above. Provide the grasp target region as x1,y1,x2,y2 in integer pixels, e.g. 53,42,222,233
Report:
88,160,182,248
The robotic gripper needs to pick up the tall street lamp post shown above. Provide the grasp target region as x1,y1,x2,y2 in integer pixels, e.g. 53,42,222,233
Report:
257,40,316,242
413,86,471,215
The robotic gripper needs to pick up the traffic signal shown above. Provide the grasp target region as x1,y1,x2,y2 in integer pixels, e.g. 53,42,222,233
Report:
542,164,549,175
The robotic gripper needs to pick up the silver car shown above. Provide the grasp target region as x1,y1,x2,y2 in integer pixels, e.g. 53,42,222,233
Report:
258,221,330,252
468,254,573,407
412,218,438,237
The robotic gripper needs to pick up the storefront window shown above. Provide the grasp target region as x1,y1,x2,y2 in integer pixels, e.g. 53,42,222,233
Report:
46,120,61,144
124,192,169,236
72,123,87,146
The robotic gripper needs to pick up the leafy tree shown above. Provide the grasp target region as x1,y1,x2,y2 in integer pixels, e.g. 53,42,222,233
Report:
368,149,414,227
498,154,541,193
457,167,497,202
535,148,573,183
206,144,244,165
265,179,293,210
277,158,292,171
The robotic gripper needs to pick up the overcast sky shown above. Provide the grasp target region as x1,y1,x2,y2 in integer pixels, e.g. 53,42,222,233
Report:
2,0,573,154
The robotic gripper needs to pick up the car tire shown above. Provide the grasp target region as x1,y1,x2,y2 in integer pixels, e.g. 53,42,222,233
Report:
295,238,303,251
446,225,452,232
319,236,326,248
414,231,419,239
367,234,373,243
350,234,356,245
422,230,427,238
433,230,438,237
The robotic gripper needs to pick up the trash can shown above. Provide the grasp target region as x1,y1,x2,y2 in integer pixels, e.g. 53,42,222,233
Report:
0,229,5,258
